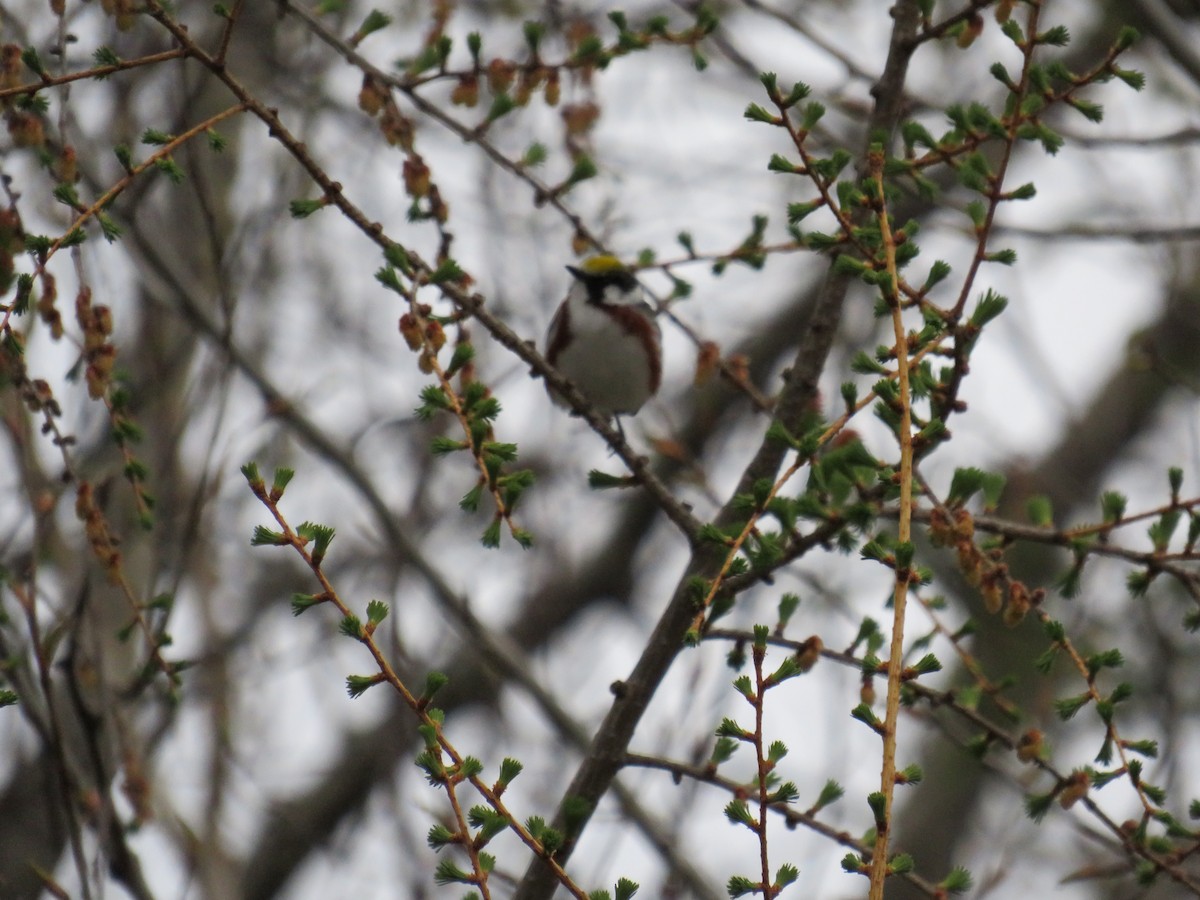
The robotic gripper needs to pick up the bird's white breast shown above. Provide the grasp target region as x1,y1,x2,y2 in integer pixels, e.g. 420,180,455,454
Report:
548,283,658,415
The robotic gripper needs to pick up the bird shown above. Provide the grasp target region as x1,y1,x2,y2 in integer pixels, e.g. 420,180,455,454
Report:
544,255,662,417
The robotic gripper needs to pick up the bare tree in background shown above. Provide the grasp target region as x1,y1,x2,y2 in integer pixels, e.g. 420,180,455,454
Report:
2,2,1199,899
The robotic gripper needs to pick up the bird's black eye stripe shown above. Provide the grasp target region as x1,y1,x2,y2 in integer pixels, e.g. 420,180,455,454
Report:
582,270,638,303
611,271,638,292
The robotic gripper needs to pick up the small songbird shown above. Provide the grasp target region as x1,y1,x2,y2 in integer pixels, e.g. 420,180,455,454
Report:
544,255,662,417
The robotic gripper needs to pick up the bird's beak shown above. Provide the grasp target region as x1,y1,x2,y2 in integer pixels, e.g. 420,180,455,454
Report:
566,265,585,280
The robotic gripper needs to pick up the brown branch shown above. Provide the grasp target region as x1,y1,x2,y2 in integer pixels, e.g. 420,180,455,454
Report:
280,0,774,414
141,0,705,545
707,628,1200,894
868,142,915,898
40,103,248,264
623,752,945,896
245,478,590,899
0,48,188,101
512,3,926,897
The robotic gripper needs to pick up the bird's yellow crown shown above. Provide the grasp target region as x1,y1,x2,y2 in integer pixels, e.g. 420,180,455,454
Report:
577,254,628,275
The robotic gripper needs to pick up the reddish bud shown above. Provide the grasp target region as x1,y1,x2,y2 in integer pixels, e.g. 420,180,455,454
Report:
1016,729,1043,763
358,76,387,116
1058,771,1089,809
561,101,600,137
380,105,414,150
0,44,22,90
100,0,137,31
93,305,113,336
566,19,596,53
0,208,23,252
486,58,515,94
795,635,823,672
403,154,431,198
516,67,545,107
694,340,720,386
37,293,62,337
928,506,954,547
429,186,449,223
8,111,45,149
980,565,1003,613
860,676,876,707
55,146,79,183
450,74,479,108
399,312,423,351
424,319,446,354
1004,581,1031,627
957,14,984,48
952,507,975,540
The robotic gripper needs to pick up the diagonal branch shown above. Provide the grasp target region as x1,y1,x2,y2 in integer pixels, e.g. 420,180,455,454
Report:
513,3,925,897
